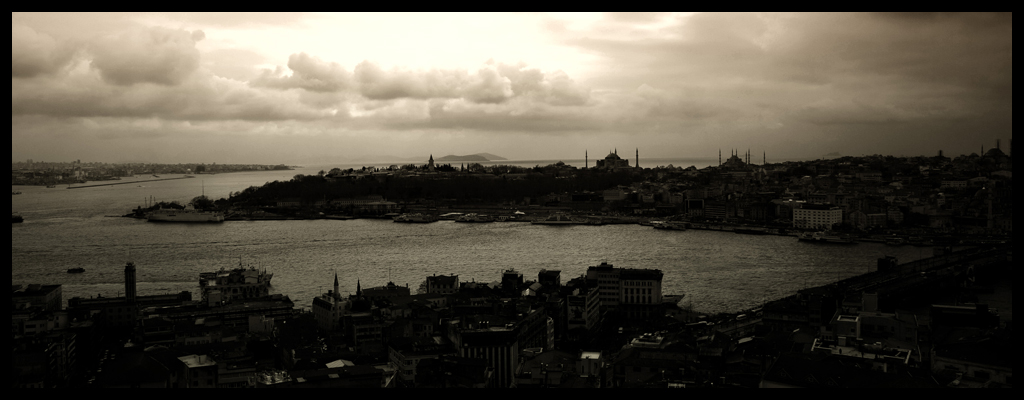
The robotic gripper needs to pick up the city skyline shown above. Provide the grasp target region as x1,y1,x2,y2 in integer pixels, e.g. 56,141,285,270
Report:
13,12,1012,165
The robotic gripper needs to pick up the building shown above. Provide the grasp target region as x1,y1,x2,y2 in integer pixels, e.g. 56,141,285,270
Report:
459,327,519,388
311,274,351,331
595,149,630,169
564,277,600,338
12,284,63,312
426,274,459,295
793,203,843,230
585,263,664,318
388,336,457,387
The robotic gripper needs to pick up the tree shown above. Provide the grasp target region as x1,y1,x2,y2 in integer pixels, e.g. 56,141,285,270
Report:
191,195,215,210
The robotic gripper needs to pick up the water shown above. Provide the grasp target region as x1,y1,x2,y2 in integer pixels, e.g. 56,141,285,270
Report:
12,162,936,315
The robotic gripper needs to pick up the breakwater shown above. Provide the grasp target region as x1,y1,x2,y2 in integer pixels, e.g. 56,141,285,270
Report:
66,176,194,189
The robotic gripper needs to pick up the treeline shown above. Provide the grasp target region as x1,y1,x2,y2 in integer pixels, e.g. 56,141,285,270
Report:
223,170,641,207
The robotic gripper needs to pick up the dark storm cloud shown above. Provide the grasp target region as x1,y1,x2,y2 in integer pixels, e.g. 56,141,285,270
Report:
89,26,204,86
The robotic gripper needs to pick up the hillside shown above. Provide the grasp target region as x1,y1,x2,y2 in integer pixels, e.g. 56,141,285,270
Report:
436,154,490,162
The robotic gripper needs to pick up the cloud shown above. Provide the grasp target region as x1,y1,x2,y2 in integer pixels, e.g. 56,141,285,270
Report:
461,64,514,103
89,26,203,86
12,24,77,78
353,61,461,100
253,52,352,92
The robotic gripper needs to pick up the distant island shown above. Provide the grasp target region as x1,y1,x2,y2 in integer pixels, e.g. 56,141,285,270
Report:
436,153,507,162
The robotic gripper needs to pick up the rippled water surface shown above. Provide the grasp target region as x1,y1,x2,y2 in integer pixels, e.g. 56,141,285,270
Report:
13,166,938,314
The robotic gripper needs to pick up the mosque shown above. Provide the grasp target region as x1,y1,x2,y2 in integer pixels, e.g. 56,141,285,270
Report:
590,148,639,170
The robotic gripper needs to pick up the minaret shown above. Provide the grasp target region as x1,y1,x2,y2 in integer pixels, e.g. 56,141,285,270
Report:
719,149,722,166
334,272,340,301
636,148,639,168
124,261,137,305
428,154,435,172
585,150,588,169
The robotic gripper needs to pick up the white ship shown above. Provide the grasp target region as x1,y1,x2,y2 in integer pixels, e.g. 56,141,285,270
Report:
147,203,225,222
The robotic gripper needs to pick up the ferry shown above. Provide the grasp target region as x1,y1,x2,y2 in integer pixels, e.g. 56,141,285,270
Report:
455,213,495,223
393,213,439,223
797,231,857,244
147,203,225,222
531,212,577,225
67,267,85,274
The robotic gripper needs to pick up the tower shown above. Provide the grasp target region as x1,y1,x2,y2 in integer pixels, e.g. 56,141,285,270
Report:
719,149,722,166
636,148,639,169
124,261,137,305
585,150,588,169
357,279,362,297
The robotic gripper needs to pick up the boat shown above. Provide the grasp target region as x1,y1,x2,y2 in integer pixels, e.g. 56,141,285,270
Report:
652,221,687,231
455,213,495,223
885,237,906,246
798,231,857,244
46,185,56,188
734,227,768,235
12,213,24,223
147,203,225,222
67,267,85,274
531,212,578,225
199,261,273,305
393,213,439,223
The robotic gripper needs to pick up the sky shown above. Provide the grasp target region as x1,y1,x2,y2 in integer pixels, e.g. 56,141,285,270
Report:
12,12,1013,165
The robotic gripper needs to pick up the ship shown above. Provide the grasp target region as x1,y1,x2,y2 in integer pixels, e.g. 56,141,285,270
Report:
13,213,24,223
531,212,578,225
393,213,439,223
798,231,857,244
67,267,85,273
147,203,225,222
199,261,273,305
734,227,768,235
652,221,687,231
455,213,495,223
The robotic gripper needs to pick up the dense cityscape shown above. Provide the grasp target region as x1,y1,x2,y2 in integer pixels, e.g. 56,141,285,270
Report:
12,146,1012,388
13,11,1012,390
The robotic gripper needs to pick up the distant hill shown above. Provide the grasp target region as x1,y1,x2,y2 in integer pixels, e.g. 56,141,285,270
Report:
474,153,507,161
437,154,490,162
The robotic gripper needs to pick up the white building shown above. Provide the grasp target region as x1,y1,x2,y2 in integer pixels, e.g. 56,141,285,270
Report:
793,204,843,230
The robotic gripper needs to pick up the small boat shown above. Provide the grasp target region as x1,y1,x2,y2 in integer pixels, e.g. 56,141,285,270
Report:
13,213,24,223
734,227,768,235
67,267,85,273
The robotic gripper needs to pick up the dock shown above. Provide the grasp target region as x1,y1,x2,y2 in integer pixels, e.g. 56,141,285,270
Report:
66,176,194,189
